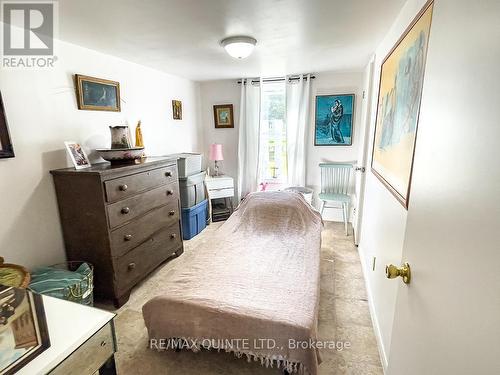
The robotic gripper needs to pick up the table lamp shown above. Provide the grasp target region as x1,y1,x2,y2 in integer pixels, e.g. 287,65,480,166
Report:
209,143,224,176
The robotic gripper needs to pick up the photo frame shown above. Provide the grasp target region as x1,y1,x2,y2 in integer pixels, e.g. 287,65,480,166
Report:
172,100,182,120
371,0,433,209
64,141,91,170
0,286,50,375
75,74,121,112
213,104,234,128
0,91,15,159
314,94,355,146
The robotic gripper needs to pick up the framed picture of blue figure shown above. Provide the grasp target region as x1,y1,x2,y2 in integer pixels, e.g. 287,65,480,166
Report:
314,94,355,146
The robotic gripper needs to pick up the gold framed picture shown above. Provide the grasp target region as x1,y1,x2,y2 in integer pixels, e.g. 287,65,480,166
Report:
371,0,433,209
75,74,121,112
172,100,182,120
213,104,234,128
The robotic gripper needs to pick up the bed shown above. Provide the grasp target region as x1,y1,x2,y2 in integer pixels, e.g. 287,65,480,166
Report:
142,191,323,374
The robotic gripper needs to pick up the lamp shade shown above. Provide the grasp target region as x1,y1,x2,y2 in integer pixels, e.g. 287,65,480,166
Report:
209,144,224,161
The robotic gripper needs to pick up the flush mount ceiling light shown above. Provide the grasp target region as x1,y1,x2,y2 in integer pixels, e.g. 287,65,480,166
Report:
220,36,257,59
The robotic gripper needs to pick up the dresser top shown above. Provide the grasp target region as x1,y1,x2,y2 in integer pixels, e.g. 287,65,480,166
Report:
50,156,178,176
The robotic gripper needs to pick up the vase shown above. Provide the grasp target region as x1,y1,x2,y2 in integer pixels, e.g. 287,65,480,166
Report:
109,126,132,149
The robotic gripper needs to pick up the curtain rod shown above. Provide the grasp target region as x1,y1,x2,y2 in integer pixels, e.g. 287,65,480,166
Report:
237,75,316,85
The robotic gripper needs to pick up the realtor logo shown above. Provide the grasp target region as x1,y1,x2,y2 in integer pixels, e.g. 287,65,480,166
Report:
1,1,58,68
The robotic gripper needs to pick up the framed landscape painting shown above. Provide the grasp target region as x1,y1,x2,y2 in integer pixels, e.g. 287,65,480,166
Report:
314,94,354,146
213,104,234,128
75,74,121,112
371,0,434,209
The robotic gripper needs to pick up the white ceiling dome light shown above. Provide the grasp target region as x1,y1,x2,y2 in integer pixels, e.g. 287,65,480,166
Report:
220,36,257,59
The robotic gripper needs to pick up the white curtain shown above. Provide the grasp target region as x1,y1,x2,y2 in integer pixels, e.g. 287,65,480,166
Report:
286,74,311,187
237,79,261,201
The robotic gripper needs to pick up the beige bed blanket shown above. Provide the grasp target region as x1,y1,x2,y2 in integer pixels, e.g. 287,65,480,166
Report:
142,191,323,374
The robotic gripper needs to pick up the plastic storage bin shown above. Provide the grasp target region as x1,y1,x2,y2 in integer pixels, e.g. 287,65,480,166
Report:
181,199,208,240
178,171,206,208
173,153,202,178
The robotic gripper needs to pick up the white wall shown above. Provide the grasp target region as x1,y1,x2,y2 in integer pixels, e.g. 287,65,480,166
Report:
357,0,431,369
306,71,363,221
199,72,364,220
199,80,240,185
0,37,202,269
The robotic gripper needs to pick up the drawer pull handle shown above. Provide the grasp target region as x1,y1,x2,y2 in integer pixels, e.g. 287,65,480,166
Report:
128,262,136,270
124,234,133,241
101,341,107,347
121,207,130,214
169,210,176,216
170,233,177,239
119,184,128,191
167,189,174,195
165,171,173,177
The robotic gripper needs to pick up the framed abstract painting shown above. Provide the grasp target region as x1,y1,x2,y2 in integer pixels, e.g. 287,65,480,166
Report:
371,0,434,209
314,94,354,146
172,100,182,120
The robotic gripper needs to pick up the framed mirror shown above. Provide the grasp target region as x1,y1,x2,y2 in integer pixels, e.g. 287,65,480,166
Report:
0,91,14,159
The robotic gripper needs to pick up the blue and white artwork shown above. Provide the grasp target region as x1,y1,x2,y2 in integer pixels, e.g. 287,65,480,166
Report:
314,94,354,146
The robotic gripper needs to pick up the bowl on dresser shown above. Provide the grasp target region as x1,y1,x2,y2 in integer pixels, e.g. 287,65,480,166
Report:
96,147,144,164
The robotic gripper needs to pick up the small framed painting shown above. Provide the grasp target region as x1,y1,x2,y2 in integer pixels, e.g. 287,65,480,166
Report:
172,100,182,120
75,74,121,112
0,286,50,374
213,104,234,128
0,91,15,159
64,141,91,170
314,94,355,146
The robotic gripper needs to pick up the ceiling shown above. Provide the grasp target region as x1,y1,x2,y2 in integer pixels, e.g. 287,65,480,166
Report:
59,0,405,81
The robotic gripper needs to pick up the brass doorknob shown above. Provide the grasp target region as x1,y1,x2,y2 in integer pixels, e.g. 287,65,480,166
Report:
385,263,411,284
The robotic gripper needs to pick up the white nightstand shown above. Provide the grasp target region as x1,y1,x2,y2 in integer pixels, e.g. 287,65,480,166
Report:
205,175,234,222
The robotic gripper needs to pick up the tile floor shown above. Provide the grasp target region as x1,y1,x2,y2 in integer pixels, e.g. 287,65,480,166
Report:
111,221,383,374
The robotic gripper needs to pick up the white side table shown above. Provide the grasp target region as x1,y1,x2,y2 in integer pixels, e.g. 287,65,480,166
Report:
205,175,234,222
18,294,116,375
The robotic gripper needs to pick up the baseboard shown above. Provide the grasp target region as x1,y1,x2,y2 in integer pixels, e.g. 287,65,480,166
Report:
357,244,389,372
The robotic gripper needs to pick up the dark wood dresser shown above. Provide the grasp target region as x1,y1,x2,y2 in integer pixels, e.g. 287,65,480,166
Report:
50,157,183,307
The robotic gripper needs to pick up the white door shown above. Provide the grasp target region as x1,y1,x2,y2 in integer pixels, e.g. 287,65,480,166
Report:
353,58,374,245
386,1,500,374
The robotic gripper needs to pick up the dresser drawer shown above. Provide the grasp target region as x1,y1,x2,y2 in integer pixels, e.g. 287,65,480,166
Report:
49,322,114,375
110,201,180,257
114,225,181,294
104,165,177,203
107,184,178,229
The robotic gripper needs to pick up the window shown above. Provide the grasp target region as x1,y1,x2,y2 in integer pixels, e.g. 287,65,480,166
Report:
259,82,287,187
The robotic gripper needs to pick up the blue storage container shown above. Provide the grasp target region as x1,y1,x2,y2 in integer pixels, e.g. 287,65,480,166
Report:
181,199,208,240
